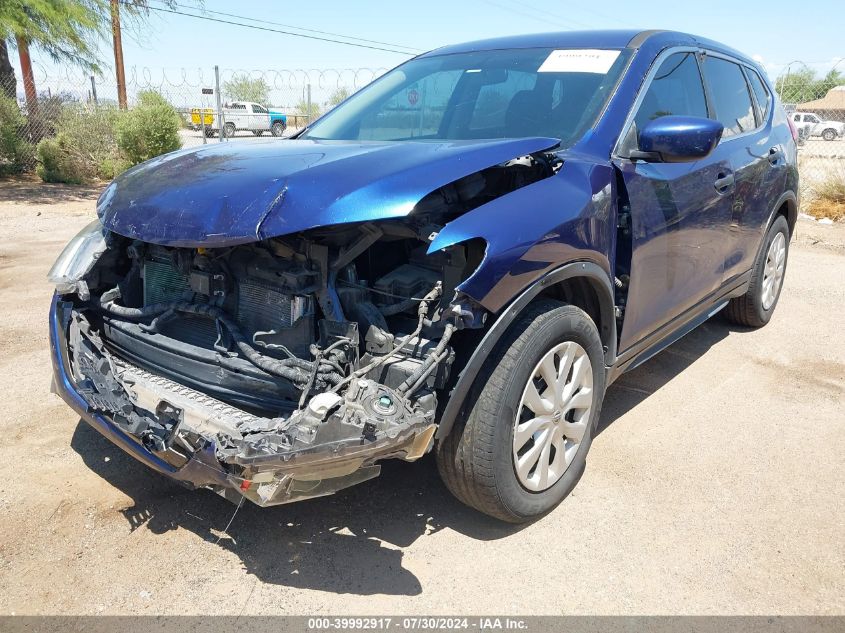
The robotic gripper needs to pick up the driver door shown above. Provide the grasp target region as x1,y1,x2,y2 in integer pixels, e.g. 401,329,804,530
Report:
613,50,734,354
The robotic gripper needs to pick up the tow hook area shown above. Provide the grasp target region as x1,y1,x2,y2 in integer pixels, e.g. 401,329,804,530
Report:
66,311,438,506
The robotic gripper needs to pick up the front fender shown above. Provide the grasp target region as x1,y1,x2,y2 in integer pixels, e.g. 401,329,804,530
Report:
428,159,618,440
429,158,616,312
434,261,615,440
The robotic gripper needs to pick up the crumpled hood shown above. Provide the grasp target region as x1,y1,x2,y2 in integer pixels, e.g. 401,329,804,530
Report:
97,137,559,247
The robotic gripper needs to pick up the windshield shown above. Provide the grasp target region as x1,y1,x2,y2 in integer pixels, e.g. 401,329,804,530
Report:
302,47,631,146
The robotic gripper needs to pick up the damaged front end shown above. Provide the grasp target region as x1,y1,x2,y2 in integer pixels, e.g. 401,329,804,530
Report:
49,210,500,505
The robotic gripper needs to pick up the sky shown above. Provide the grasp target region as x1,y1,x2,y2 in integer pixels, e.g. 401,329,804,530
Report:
12,0,844,99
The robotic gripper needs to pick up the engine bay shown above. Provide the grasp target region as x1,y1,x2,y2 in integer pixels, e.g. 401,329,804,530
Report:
59,217,489,505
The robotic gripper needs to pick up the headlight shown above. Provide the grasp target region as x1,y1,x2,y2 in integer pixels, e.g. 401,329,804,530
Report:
47,219,108,299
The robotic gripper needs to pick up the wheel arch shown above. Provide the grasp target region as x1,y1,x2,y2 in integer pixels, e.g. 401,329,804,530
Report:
436,261,616,440
771,190,797,237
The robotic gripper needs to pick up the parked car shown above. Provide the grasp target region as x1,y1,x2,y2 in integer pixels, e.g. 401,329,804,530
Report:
50,30,797,523
190,101,287,137
790,111,844,141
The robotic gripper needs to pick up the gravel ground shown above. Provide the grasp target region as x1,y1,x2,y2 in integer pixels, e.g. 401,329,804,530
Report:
0,178,842,616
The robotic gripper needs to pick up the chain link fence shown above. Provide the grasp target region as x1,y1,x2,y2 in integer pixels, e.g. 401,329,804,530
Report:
778,80,845,218
0,63,386,181
2,62,386,140
2,61,843,218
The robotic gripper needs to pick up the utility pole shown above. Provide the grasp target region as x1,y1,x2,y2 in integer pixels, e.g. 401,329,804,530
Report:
110,0,127,109
214,66,225,143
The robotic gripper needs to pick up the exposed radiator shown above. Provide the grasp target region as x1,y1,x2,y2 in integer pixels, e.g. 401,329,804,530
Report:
142,258,313,338
237,281,295,333
143,258,189,305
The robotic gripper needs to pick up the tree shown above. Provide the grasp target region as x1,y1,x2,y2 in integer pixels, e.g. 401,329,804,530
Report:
775,66,845,103
0,0,104,109
223,75,271,104
0,41,14,99
1,1,198,112
295,99,321,120
817,69,845,97
327,86,350,108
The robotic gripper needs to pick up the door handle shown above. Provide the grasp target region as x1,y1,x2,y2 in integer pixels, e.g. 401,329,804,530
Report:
768,146,784,165
714,172,735,193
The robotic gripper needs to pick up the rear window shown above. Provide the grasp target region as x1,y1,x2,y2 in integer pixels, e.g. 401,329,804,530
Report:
703,57,756,137
746,68,772,124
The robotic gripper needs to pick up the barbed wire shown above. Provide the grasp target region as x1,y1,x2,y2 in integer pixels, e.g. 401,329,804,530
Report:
25,61,387,91
4,62,843,217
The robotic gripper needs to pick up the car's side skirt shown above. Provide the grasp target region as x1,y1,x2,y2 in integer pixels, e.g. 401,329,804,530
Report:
606,269,752,384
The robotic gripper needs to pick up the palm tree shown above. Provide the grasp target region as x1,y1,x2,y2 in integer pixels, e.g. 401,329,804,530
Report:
0,0,103,117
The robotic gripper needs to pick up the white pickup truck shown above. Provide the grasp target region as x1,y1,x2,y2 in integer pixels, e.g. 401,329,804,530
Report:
790,111,844,141
191,101,288,137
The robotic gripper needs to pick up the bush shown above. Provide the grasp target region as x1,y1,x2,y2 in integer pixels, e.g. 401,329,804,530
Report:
806,170,845,221
36,134,89,184
33,91,181,184
35,103,123,183
116,90,181,164
0,94,35,175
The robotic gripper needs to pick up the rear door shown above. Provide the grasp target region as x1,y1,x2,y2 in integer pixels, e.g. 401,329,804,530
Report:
613,50,735,353
700,56,786,283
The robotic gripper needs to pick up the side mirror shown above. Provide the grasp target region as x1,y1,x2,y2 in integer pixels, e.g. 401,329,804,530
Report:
632,115,724,163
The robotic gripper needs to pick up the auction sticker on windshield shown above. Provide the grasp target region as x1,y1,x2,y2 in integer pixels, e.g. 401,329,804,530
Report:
538,49,620,74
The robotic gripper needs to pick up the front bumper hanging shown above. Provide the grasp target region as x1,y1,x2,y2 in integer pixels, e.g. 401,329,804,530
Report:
49,295,436,506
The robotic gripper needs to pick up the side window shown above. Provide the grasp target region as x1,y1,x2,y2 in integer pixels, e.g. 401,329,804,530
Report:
746,68,771,124
807,114,819,124
793,114,801,122
633,52,708,131
703,57,756,137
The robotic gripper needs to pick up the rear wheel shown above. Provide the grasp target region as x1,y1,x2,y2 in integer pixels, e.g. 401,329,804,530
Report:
223,122,236,138
436,300,605,523
822,128,837,141
724,215,790,327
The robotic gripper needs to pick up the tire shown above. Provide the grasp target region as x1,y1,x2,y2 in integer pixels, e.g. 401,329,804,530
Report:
723,215,790,328
253,130,264,137
436,300,606,523
271,121,286,137
223,122,236,138
822,128,837,141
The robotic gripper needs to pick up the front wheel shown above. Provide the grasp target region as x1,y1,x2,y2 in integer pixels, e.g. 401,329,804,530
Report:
723,215,790,327
822,128,837,141
436,300,605,523
271,121,286,137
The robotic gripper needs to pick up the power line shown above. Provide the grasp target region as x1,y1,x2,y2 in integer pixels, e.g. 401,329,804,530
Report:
157,0,425,53
480,0,580,30
540,1,634,28
508,0,596,29
136,4,419,55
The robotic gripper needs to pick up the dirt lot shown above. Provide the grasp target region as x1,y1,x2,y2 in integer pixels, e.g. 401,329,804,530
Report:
0,179,843,616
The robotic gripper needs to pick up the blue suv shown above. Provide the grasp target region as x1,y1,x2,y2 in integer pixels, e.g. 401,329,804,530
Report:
49,30,798,522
